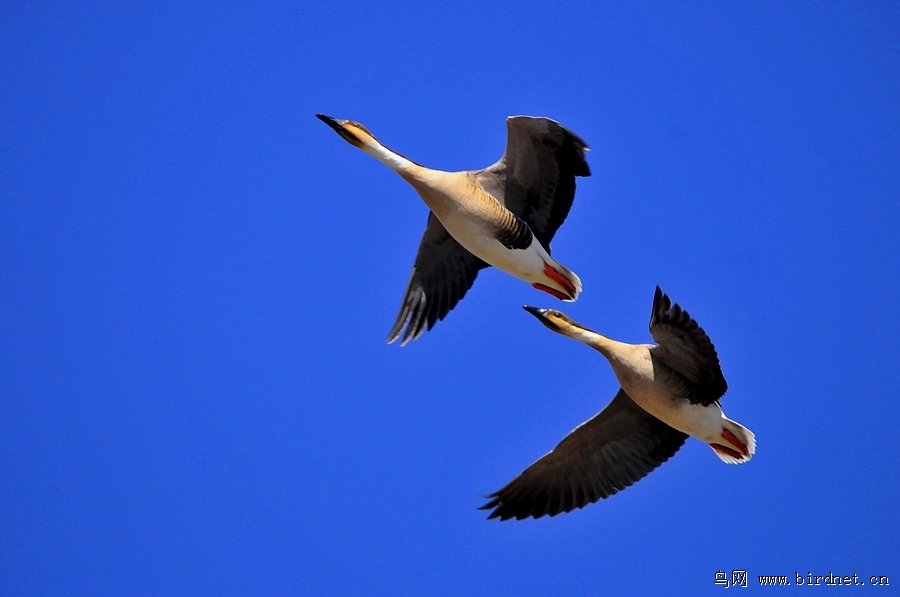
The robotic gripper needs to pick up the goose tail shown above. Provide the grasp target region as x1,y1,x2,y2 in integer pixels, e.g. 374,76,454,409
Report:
533,258,582,301
710,418,756,464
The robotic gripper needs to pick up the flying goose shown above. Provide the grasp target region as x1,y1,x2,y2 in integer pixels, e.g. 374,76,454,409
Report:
316,114,590,345
481,287,755,520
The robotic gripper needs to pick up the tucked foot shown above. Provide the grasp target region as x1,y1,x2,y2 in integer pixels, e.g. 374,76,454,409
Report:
710,427,753,463
711,442,745,461
721,428,749,454
540,260,577,300
532,283,570,300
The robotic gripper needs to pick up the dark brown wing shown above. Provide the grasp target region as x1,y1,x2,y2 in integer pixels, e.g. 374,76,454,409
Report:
649,287,728,406
480,388,687,521
387,213,489,345
473,116,590,252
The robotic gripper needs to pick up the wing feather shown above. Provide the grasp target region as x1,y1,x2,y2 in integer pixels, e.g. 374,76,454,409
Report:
473,116,590,251
481,389,687,520
386,214,489,345
648,287,728,405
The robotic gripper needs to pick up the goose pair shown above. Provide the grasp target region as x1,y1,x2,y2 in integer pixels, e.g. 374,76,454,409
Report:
318,115,755,519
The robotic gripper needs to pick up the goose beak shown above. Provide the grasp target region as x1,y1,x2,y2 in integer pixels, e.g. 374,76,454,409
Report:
316,113,366,148
523,305,563,333
522,305,564,334
316,113,345,134
523,305,549,319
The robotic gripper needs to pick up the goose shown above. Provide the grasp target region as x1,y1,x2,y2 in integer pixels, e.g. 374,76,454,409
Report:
316,114,590,345
481,287,755,520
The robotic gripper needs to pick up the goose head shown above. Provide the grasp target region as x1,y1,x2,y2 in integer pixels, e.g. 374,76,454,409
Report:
316,114,379,149
523,305,582,335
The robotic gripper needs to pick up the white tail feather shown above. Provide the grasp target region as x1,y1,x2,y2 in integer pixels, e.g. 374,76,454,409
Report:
711,418,756,465
547,257,582,300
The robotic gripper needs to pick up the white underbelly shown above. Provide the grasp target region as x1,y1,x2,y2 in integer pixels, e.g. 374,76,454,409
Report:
439,212,545,282
618,368,724,442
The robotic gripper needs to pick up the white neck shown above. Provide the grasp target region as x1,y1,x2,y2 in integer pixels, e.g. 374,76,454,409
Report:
361,138,417,175
566,327,623,361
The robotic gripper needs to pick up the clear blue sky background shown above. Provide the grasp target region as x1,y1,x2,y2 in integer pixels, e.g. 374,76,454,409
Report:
2,2,898,595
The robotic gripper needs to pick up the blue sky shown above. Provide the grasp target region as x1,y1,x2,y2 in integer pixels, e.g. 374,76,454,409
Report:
2,2,898,595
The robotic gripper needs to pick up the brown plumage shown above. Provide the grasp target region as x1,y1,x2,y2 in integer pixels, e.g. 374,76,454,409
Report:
481,388,687,521
481,288,755,521
317,114,590,345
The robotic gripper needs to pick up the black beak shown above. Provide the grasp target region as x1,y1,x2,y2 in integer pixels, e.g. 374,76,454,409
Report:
523,305,548,319
523,305,562,332
316,113,345,134
316,113,364,147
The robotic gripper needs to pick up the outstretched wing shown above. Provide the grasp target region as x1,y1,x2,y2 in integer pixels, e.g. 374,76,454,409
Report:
481,388,687,521
387,213,489,345
649,286,728,406
473,116,590,252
